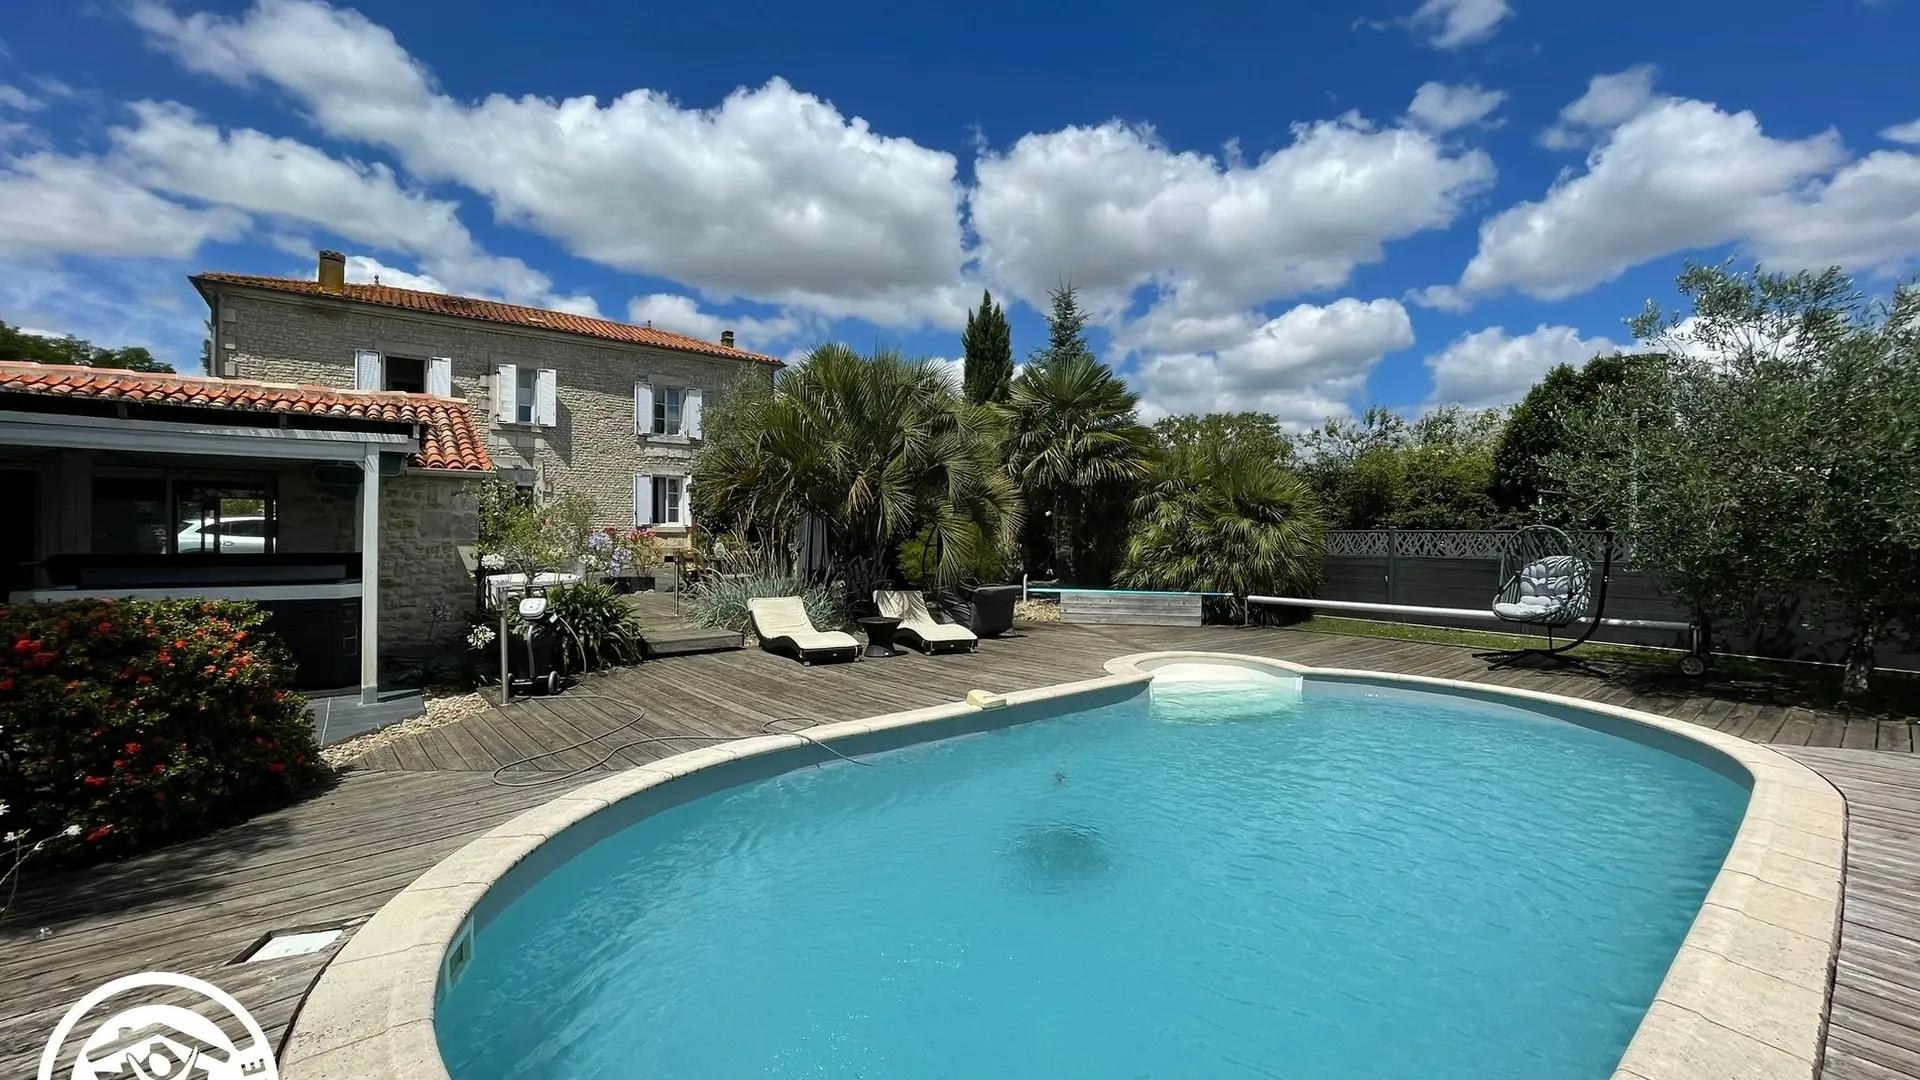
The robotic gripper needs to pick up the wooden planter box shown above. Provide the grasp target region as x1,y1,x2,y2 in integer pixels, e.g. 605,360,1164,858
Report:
1058,591,1204,626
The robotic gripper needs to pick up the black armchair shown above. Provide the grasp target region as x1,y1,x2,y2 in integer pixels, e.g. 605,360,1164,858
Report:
935,584,1020,637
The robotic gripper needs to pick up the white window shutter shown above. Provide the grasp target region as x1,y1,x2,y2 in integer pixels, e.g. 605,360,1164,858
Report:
684,387,703,439
354,349,382,390
535,368,558,426
634,474,654,525
426,357,452,397
634,381,653,435
495,364,517,423
682,474,694,528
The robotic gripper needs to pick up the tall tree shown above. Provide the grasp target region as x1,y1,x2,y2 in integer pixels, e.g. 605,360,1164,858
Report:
960,289,1014,404
1554,262,1920,698
692,344,1023,600
0,321,173,372
1005,353,1153,583
1295,405,1503,529
1152,412,1294,466
1030,282,1093,369
1490,352,1655,521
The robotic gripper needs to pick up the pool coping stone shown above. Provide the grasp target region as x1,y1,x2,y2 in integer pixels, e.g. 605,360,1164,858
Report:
280,651,1844,1080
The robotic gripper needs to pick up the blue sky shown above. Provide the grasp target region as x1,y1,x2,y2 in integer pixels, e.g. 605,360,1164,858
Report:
2,0,1917,425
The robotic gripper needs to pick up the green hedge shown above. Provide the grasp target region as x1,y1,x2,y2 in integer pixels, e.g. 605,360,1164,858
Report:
0,598,331,863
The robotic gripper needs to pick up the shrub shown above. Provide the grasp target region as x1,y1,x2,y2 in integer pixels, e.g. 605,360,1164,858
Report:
0,598,330,864
546,581,646,672
687,574,845,633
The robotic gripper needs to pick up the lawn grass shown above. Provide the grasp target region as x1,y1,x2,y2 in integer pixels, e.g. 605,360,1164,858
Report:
1278,615,1920,720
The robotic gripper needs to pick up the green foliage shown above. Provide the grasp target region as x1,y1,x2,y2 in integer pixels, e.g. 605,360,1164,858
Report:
692,344,1023,599
0,598,328,865
545,581,646,673
1029,281,1094,370
685,542,848,631
961,289,1015,405
1152,412,1294,465
1490,353,1654,520
899,521,1012,587
1298,405,1504,529
0,320,174,372
1555,261,1920,698
1005,351,1153,583
1122,439,1326,610
476,479,599,579
689,372,782,538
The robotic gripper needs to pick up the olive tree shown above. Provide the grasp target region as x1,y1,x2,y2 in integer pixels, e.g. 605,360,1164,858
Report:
1554,263,1920,697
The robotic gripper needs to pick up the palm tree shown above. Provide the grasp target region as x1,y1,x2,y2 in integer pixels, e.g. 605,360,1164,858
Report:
1004,353,1154,582
1121,440,1326,615
693,344,1022,601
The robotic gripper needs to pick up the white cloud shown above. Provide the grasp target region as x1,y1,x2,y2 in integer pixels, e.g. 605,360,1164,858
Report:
1882,119,1920,145
1423,325,1622,408
1457,90,1849,300
0,258,209,368
106,100,578,307
337,254,445,293
969,116,1493,318
1540,65,1659,149
132,0,971,328
0,154,248,259
1129,297,1414,427
625,293,804,351
0,85,43,112
1409,0,1513,49
1405,82,1506,132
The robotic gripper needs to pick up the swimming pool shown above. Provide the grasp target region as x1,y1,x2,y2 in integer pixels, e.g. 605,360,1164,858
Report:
429,662,1752,1080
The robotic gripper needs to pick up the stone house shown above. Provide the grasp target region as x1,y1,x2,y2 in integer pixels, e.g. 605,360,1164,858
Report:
187,250,783,655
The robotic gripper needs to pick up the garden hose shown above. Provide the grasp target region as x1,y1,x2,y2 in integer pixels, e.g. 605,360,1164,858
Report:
488,692,875,788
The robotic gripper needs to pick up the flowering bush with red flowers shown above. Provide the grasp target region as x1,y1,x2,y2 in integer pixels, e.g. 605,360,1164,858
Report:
0,598,331,865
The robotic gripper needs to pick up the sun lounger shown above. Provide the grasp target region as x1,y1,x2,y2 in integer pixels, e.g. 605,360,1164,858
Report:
746,596,861,665
875,590,979,654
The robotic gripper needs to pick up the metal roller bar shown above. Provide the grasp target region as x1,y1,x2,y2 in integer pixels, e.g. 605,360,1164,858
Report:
1243,595,1692,634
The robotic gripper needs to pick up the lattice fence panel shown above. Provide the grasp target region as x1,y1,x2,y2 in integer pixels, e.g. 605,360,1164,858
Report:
1324,530,1633,565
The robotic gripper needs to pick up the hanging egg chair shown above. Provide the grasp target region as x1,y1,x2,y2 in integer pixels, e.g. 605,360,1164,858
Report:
1477,525,1612,669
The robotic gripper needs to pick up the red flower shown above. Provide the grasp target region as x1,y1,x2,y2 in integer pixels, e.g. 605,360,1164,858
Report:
173,639,187,649
223,667,239,679
94,622,113,635
84,825,113,843
152,764,166,775
113,759,128,770
267,762,286,774
83,776,107,787
0,678,12,692
14,638,38,654
125,742,142,755
136,675,151,686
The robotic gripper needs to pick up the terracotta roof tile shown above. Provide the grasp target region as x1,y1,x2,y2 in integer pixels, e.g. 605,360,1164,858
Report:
192,273,785,366
0,362,493,472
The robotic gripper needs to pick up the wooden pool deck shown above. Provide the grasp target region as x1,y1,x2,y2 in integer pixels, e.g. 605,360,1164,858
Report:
2,621,1915,1078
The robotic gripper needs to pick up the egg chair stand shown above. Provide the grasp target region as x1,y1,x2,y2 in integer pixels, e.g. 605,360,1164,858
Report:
1474,527,1613,671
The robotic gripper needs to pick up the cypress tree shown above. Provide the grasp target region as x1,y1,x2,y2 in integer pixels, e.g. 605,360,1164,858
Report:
961,288,1014,404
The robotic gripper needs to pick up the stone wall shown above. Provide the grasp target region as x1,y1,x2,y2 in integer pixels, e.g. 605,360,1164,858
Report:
276,464,354,552
215,288,776,549
376,471,479,651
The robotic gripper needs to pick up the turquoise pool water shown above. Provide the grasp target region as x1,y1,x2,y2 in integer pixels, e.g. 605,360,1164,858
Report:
436,673,1748,1080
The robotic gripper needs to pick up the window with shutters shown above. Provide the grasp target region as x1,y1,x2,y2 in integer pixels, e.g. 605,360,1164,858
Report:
383,356,426,393
515,367,537,424
653,388,683,436
652,475,685,525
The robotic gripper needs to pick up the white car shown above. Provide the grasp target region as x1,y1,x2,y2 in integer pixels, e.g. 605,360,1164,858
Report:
176,516,271,554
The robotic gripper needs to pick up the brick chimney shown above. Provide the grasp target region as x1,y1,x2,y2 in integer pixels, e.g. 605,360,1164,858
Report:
317,249,346,293
720,330,735,348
